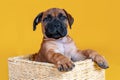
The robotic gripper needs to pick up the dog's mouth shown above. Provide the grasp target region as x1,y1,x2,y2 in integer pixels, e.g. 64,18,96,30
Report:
45,30,67,39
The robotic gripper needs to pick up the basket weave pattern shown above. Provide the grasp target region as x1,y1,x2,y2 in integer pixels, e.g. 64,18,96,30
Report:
8,56,105,80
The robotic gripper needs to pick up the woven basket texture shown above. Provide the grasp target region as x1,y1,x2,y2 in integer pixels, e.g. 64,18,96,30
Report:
8,55,105,80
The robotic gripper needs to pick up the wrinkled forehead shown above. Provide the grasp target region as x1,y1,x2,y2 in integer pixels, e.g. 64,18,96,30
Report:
43,8,66,17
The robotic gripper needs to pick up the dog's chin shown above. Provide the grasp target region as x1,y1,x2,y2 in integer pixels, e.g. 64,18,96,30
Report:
45,33,67,39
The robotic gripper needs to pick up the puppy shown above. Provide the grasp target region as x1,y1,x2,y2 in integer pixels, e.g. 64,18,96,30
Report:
30,8,109,71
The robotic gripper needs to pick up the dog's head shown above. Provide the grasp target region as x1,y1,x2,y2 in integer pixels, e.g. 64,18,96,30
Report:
33,8,74,39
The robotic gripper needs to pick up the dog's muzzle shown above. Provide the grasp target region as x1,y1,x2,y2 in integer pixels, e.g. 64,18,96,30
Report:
45,19,67,39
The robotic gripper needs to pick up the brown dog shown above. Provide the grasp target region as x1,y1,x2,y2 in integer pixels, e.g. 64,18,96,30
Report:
31,8,109,71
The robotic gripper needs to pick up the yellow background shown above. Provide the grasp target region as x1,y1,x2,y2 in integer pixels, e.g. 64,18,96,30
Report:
0,0,120,80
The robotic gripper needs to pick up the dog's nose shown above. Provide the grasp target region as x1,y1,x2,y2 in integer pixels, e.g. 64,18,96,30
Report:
54,23,61,27
53,19,61,27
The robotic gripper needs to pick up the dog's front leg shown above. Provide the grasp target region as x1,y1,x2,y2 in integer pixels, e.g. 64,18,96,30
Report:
46,50,75,71
72,49,109,69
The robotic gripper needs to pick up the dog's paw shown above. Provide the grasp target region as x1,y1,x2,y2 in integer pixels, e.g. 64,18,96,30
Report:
94,55,109,69
56,58,75,72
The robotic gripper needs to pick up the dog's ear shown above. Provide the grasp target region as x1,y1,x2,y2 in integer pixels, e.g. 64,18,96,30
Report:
33,12,43,31
63,9,74,29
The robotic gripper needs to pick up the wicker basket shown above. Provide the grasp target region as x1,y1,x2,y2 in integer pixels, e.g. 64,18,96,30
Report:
8,55,105,80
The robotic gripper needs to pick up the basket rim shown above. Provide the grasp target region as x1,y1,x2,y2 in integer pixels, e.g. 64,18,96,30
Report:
8,55,93,67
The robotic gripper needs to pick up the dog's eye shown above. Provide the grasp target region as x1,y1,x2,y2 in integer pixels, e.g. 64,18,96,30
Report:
43,15,52,22
58,13,67,20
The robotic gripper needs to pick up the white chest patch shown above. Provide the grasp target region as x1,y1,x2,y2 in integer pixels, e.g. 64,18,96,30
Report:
54,37,76,58
55,42,64,54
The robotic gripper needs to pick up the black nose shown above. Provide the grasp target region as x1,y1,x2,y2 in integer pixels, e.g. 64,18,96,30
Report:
52,19,61,27
54,23,61,27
